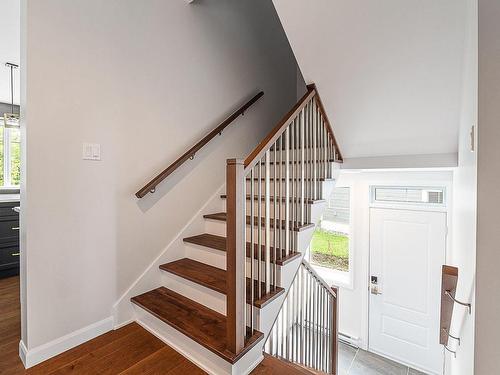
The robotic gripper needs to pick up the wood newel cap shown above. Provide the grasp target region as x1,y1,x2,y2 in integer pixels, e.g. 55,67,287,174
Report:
227,158,244,166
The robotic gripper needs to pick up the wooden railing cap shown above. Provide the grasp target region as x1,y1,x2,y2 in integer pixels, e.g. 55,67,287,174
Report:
227,158,244,165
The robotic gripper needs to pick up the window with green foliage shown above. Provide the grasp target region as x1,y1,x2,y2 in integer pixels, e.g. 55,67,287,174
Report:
310,187,351,272
310,229,349,271
0,127,21,187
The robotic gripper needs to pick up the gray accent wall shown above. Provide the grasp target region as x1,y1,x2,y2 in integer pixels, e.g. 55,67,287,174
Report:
477,0,500,373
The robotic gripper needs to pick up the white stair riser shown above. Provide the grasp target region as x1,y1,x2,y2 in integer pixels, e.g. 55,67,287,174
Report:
160,271,226,315
160,259,303,314
204,219,312,245
223,199,320,222
185,243,227,269
184,243,291,283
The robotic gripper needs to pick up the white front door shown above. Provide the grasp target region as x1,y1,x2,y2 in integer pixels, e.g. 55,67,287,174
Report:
369,208,446,375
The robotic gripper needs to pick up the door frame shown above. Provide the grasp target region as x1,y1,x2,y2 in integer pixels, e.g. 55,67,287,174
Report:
364,182,453,368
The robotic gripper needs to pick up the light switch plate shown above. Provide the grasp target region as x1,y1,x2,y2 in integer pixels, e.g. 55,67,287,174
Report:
82,143,101,161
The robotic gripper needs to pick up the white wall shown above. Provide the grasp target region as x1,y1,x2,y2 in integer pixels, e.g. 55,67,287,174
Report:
476,0,500,373
333,170,453,350
272,0,468,159
448,0,477,374
21,0,298,351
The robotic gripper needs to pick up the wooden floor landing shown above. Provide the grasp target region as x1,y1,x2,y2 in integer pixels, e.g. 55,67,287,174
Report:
0,276,312,375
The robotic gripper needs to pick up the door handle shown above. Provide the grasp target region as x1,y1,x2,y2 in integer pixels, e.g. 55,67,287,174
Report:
370,275,382,295
370,285,382,295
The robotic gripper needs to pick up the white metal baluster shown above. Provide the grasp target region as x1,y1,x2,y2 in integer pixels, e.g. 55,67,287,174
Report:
278,136,282,264
307,271,312,367
327,291,331,373
285,127,290,256
328,290,332,373
249,168,254,335
312,100,317,200
312,273,316,368
273,143,277,290
292,274,298,362
323,122,328,181
276,300,283,357
295,117,299,236
308,101,315,203
265,151,271,294
318,113,323,181
321,287,326,372
300,109,305,226
258,160,262,299
304,104,309,220
291,120,295,252
285,287,290,359
328,138,333,179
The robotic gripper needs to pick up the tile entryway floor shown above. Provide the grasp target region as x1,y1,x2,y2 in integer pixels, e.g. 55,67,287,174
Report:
339,342,428,375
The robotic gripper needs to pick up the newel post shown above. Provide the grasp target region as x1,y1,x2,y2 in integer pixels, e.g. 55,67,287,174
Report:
226,158,246,353
331,286,339,375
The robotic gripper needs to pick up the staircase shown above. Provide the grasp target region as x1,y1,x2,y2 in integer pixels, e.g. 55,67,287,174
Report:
127,85,342,375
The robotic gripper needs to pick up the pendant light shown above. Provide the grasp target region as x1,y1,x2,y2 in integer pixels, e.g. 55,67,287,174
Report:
3,62,19,128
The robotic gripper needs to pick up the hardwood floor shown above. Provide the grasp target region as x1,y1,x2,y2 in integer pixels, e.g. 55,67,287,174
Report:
0,276,311,375
0,276,24,375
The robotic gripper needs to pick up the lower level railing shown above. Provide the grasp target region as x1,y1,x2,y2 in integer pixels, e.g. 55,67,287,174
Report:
264,260,338,374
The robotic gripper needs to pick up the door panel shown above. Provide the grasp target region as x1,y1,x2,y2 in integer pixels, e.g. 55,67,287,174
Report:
369,208,445,375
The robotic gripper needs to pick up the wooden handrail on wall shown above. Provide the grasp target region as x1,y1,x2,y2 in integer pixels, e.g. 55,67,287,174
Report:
135,91,264,198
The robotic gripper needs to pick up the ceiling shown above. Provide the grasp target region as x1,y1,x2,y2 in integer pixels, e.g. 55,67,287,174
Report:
0,0,20,106
273,0,469,159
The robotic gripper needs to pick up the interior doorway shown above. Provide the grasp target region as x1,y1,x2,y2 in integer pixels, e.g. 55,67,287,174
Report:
369,207,446,375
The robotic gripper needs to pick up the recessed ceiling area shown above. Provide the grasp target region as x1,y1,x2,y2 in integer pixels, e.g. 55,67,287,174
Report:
0,0,20,105
273,0,469,160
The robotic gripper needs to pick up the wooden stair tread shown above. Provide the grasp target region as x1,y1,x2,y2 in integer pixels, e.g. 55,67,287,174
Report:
246,177,332,182
131,287,263,364
220,194,325,204
160,258,285,308
184,234,302,266
255,354,319,374
261,159,337,165
203,212,315,232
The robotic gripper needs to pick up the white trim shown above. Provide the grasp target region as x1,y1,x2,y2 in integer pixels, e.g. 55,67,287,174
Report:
341,153,458,170
19,340,27,367
20,316,113,368
113,318,134,330
311,184,354,289
338,332,360,348
240,353,264,375
370,185,447,208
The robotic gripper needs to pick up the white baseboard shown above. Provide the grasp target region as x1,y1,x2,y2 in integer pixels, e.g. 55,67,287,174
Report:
19,340,27,367
113,318,134,330
20,316,114,368
339,332,360,348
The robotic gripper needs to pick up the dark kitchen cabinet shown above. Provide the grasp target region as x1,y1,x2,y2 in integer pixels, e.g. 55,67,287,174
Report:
0,201,19,278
